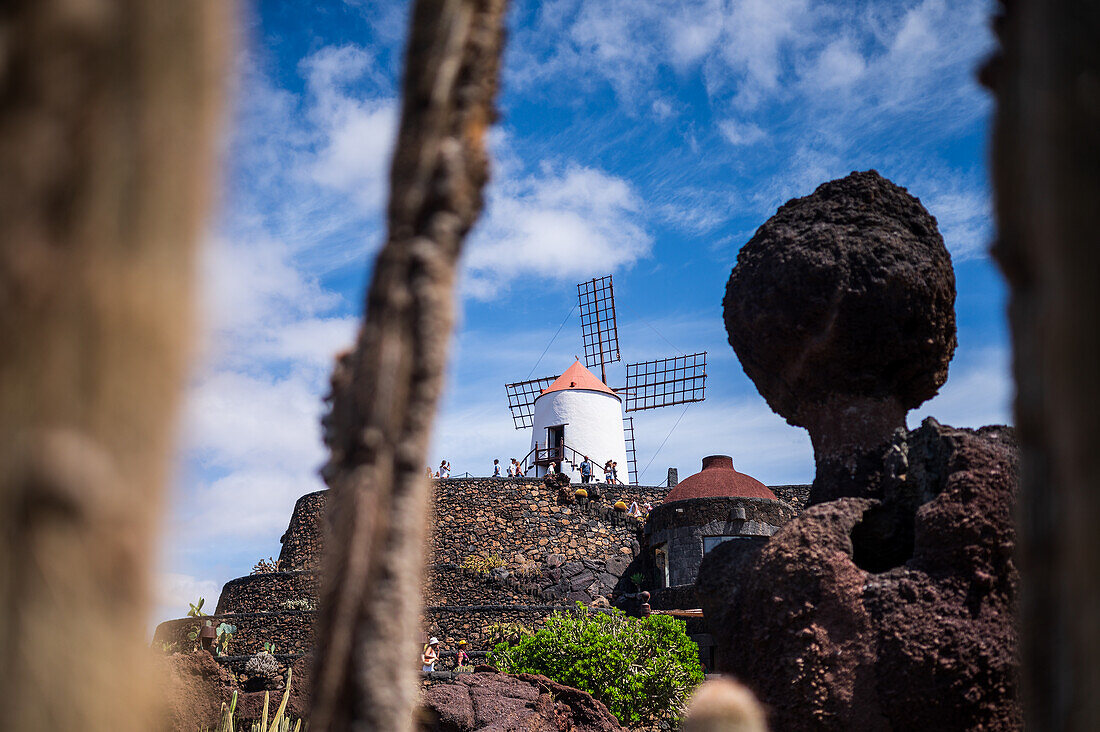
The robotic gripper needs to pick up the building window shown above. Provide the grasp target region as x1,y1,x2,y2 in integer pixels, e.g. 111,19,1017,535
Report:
703,536,744,555
654,544,669,589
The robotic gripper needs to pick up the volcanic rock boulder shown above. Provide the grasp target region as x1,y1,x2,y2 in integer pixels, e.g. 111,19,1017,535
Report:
724,170,957,503
698,420,1020,731
419,670,625,731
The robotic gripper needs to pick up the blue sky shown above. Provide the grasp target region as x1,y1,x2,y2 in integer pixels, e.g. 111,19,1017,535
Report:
153,0,1010,625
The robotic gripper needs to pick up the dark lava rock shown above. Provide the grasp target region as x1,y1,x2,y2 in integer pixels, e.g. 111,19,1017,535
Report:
724,170,956,502
697,420,1020,731
419,669,625,731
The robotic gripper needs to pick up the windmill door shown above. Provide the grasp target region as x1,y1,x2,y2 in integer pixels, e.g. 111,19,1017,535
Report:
547,425,564,463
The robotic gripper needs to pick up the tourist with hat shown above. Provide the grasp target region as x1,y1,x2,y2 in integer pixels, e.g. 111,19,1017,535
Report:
421,637,440,673
456,640,470,671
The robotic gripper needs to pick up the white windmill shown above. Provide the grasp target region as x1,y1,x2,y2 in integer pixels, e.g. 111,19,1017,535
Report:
505,275,708,484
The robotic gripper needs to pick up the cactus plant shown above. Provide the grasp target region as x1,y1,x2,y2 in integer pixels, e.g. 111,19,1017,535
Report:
214,622,237,656
187,597,208,617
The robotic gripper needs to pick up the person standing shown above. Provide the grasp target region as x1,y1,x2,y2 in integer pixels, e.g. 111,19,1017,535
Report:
580,456,593,484
507,458,518,477
456,640,470,670
546,461,556,476
421,637,440,673
492,459,502,477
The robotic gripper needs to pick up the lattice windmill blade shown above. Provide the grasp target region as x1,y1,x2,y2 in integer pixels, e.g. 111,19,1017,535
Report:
624,352,707,412
577,275,621,383
505,374,560,430
622,415,638,485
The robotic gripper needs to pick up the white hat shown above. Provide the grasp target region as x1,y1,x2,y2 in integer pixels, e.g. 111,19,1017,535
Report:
429,637,440,645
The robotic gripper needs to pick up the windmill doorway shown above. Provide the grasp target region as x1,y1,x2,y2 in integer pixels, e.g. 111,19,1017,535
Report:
547,425,565,464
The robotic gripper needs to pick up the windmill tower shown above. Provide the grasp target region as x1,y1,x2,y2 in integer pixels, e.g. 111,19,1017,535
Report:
505,275,707,484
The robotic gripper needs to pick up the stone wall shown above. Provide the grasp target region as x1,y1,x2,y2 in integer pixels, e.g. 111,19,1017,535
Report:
215,571,319,615
428,477,666,568
769,484,811,511
278,491,326,571
646,497,797,588
422,605,614,652
153,611,316,656
161,478,806,672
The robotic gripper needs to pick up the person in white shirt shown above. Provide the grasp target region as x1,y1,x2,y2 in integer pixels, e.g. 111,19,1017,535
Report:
546,461,556,476
507,459,519,477
492,459,502,477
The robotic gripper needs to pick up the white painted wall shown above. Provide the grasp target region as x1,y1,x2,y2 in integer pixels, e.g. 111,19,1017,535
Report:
529,388,629,483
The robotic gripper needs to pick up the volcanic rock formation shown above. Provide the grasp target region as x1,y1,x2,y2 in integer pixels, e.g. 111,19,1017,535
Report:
704,171,1019,730
698,420,1020,730
723,170,957,503
419,670,625,731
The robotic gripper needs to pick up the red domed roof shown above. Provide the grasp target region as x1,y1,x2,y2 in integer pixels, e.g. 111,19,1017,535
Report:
539,360,618,398
663,455,776,502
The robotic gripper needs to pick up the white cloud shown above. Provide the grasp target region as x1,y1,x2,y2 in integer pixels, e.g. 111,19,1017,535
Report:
463,164,652,297
912,346,1012,429
665,0,725,69
800,37,867,91
718,118,767,146
302,45,398,213
651,98,675,120
717,0,815,107
200,236,341,341
184,369,328,473
151,573,221,634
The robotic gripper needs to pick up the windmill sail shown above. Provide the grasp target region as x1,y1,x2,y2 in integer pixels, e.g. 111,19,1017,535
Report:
505,375,560,430
577,275,621,382
624,352,707,412
623,415,638,485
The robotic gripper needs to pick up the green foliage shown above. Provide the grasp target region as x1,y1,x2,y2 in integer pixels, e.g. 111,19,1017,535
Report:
461,553,506,575
629,572,646,590
484,621,533,647
215,622,237,656
188,598,208,617
488,604,704,727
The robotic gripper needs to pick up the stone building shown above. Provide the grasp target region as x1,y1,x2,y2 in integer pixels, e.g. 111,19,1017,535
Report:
646,455,798,610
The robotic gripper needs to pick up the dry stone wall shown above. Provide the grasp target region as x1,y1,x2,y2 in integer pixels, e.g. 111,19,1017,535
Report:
429,477,667,567
278,491,326,571
215,571,319,615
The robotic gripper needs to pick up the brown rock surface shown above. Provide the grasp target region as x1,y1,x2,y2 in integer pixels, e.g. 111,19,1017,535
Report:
155,651,236,732
419,669,625,731
723,170,957,502
697,420,1020,730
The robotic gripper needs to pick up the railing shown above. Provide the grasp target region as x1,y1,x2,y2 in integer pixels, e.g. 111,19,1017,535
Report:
517,442,625,484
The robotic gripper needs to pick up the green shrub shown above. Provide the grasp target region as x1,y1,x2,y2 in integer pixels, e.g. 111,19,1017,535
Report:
488,604,703,726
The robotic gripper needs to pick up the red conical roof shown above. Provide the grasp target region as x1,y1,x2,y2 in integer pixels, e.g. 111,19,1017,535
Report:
663,455,776,502
539,360,618,398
